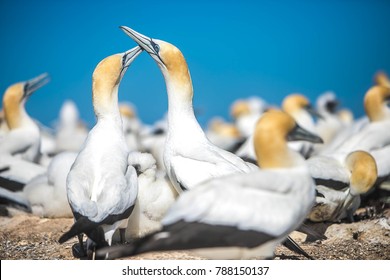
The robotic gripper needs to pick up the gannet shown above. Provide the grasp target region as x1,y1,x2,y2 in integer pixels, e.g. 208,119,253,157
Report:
98,110,321,260
0,151,77,218
119,102,142,151
307,151,378,222
0,73,50,163
0,109,9,136
55,100,88,153
328,86,390,184
121,27,312,259
282,93,321,158
139,115,168,172
205,117,244,152
120,26,258,193
337,109,354,125
119,151,178,240
58,47,141,258
235,94,322,162
230,96,268,138
315,91,344,145
0,154,46,191
374,71,390,88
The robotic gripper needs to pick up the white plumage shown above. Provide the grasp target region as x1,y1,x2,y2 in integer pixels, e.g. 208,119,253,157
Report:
97,109,320,260
59,47,142,257
123,152,178,239
120,26,257,194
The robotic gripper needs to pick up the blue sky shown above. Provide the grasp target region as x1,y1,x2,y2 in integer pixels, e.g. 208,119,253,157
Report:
1,0,389,128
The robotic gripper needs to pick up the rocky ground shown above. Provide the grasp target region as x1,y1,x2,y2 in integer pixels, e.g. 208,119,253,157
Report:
0,205,389,260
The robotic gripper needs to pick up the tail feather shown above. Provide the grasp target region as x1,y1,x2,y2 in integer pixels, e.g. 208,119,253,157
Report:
283,236,314,260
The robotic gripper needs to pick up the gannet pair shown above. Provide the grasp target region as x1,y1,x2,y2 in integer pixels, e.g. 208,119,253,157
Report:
58,47,141,258
0,151,77,218
120,26,258,194
99,109,321,260
114,26,316,259
0,73,49,163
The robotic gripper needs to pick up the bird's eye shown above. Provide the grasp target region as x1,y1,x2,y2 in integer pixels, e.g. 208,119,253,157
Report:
151,41,160,53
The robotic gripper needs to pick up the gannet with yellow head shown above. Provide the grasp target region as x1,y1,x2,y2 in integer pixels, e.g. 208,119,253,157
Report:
282,93,321,133
374,71,390,88
120,26,257,193
282,93,322,158
330,86,390,184
308,150,378,222
119,102,142,151
205,117,244,152
97,110,321,260
58,47,142,259
0,73,49,162
230,97,268,138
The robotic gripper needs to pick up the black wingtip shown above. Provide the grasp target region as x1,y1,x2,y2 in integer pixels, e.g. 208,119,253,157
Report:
0,166,10,173
283,236,315,260
58,217,96,244
0,176,25,192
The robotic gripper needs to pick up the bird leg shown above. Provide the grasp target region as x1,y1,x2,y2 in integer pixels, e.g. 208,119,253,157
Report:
71,234,87,259
119,228,127,244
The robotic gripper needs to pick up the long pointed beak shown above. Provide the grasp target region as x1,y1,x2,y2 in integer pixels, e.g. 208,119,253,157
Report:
305,105,324,120
23,73,50,98
287,124,323,144
120,26,165,67
119,46,142,80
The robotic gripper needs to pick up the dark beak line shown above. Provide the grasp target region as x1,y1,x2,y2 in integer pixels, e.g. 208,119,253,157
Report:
120,26,166,67
24,73,50,98
120,26,154,53
287,124,323,144
119,46,142,80
306,106,324,120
